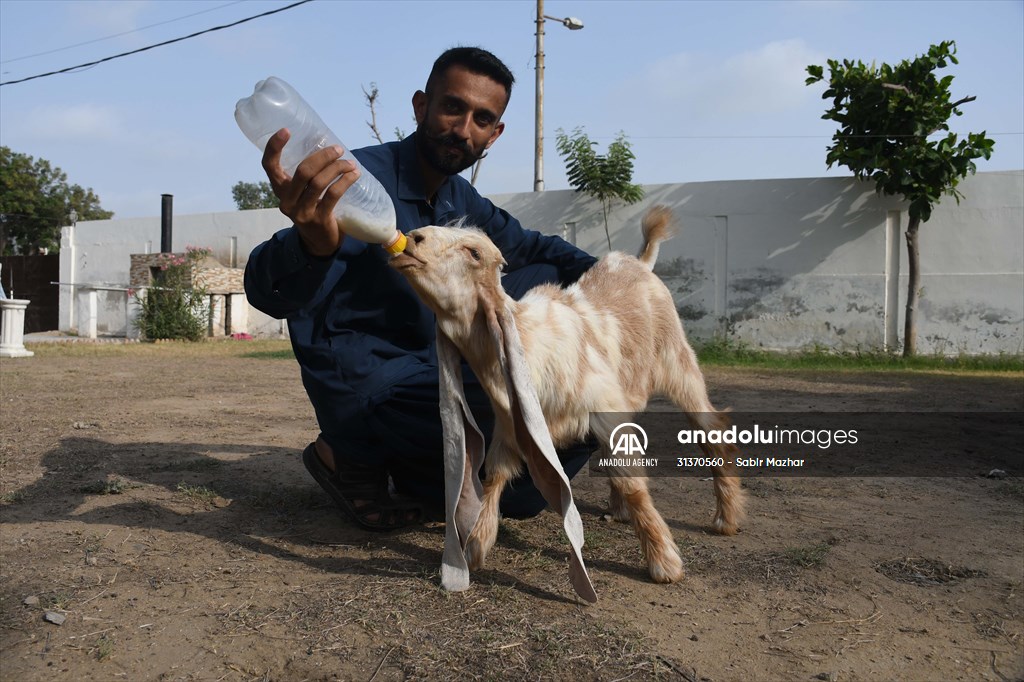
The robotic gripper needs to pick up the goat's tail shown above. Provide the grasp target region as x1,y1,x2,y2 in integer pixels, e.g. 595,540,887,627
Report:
637,205,677,271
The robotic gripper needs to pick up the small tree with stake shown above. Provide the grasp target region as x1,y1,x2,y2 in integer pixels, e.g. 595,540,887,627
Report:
555,127,644,252
806,40,994,357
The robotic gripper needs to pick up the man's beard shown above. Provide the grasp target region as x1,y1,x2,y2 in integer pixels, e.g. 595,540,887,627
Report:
415,122,486,176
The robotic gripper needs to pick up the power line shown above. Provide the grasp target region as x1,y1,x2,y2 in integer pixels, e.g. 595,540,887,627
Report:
0,1,246,65
0,0,314,87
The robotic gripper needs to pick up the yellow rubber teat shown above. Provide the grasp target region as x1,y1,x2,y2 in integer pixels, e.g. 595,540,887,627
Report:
383,231,407,255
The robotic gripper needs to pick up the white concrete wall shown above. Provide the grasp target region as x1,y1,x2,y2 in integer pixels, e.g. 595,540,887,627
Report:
60,171,1023,354
491,171,1024,355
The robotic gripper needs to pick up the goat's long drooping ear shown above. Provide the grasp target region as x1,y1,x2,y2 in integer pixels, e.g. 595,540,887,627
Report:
436,327,485,592
485,295,598,604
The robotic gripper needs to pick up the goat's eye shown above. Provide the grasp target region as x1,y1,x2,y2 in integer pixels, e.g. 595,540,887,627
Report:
469,248,481,261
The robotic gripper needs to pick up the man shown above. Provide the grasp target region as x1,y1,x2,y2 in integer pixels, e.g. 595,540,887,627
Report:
244,47,596,530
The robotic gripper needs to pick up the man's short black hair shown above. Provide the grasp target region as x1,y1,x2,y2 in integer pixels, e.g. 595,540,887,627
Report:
425,46,515,102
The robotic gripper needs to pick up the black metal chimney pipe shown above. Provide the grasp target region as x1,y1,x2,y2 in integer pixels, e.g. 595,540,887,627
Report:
160,194,173,253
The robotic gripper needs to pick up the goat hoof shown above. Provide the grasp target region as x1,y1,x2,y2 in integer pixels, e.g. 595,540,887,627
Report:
649,551,684,584
609,503,631,522
466,538,488,571
608,498,631,523
712,517,739,536
607,489,632,522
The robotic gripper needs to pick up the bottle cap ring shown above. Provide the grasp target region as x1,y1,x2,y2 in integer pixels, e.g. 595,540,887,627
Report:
384,231,407,255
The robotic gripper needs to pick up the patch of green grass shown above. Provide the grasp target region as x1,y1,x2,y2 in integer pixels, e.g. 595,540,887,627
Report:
83,533,106,554
175,482,221,504
36,336,1018,372
697,337,773,365
46,591,75,610
582,524,617,551
80,477,137,495
27,338,294,360
783,541,834,568
696,337,1023,373
93,635,114,661
0,490,26,505
241,349,295,360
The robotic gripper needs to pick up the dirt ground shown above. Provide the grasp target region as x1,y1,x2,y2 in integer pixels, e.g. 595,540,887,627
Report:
1,340,1022,682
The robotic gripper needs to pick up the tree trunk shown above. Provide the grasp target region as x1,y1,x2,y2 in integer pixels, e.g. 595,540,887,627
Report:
902,215,922,357
602,200,612,252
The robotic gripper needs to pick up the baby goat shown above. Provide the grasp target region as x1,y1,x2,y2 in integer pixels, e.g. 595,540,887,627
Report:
391,206,744,601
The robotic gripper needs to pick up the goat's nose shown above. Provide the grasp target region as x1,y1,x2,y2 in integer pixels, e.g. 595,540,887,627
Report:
412,233,425,244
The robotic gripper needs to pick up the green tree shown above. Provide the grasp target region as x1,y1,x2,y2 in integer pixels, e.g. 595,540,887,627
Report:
555,127,644,252
0,146,113,255
231,180,280,210
806,41,994,357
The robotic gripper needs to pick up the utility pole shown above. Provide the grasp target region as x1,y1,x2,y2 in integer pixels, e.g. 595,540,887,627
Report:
533,1,583,192
534,0,546,191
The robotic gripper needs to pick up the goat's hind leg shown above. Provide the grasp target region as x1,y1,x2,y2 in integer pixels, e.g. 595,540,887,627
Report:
711,461,744,536
661,353,746,535
608,482,631,523
687,410,745,535
590,412,634,523
689,412,746,535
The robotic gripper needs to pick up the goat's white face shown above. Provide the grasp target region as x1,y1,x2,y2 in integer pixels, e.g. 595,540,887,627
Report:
390,226,506,319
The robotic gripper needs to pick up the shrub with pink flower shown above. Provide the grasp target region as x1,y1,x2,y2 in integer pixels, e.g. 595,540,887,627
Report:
133,246,213,341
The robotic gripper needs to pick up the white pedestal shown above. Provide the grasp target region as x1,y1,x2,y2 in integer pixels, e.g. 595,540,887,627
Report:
228,293,249,335
0,299,34,358
76,289,98,339
209,294,224,336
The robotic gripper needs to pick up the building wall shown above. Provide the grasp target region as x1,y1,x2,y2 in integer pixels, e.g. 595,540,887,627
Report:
60,171,1023,354
490,171,1023,355
60,209,290,337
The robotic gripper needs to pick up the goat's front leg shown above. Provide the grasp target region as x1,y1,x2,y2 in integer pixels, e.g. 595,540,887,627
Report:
465,439,519,571
465,471,507,570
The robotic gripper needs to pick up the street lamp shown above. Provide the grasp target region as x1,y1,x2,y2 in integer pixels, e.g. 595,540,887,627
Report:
534,1,583,191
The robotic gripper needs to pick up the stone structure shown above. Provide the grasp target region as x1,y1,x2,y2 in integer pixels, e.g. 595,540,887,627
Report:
129,253,247,337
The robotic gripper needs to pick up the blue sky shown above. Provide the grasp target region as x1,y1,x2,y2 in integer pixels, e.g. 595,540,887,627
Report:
1,0,1021,219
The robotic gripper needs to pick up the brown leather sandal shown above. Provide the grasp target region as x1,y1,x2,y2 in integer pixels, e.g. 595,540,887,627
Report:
302,443,422,531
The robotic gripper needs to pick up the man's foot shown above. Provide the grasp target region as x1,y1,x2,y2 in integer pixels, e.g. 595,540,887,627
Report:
302,438,422,531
